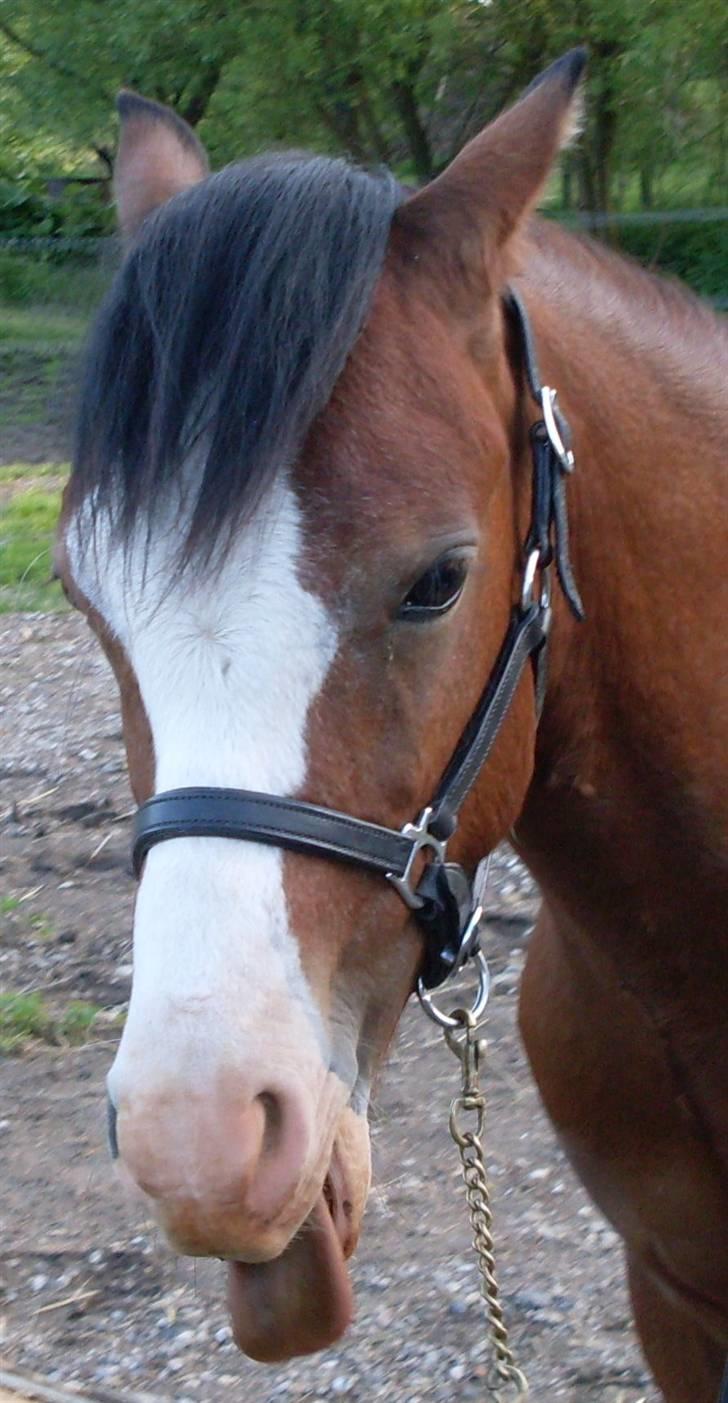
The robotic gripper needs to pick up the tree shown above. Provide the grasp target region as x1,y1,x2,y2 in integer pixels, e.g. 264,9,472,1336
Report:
0,0,725,213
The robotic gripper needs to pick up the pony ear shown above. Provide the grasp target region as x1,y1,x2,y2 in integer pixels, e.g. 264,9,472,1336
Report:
393,48,586,293
114,91,209,239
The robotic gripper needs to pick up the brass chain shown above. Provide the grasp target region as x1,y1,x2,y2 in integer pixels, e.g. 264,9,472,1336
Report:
445,1012,529,1399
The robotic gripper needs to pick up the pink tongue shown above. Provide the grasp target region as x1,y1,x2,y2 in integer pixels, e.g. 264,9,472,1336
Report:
227,1194,354,1362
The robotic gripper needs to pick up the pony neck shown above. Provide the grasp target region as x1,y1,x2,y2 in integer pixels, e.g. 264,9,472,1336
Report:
512,220,728,949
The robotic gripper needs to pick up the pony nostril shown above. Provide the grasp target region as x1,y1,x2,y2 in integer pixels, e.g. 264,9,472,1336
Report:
256,1089,284,1157
108,1075,314,1229
107,1095,119,1160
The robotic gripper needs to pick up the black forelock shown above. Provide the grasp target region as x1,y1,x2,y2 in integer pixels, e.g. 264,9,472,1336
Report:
72,152,402,565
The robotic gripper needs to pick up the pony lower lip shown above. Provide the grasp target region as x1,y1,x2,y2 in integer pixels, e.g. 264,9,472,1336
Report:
227,1191,353,1362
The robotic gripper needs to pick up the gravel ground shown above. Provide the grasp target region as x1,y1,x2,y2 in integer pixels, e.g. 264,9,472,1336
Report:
0,612,658,1402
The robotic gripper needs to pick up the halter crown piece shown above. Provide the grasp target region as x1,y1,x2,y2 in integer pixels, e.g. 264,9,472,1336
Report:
133,290,584,991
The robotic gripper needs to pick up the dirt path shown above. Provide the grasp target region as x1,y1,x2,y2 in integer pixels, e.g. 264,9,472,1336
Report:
0,613,657,1402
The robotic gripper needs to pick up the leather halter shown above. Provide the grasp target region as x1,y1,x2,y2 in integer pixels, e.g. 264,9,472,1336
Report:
132,290,584,991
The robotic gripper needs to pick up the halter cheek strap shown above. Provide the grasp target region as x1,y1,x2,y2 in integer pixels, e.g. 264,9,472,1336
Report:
132,289,584,990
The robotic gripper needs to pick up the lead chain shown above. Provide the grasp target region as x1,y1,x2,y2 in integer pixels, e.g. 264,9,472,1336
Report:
446,1015,529,1399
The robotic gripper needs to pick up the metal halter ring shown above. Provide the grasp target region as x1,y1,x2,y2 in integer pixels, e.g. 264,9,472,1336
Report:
520,548,552,614
416,948,491,1030
540,384,574,472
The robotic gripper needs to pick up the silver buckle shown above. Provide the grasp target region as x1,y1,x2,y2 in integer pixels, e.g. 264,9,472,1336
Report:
541,386,575,472
386,805,446,910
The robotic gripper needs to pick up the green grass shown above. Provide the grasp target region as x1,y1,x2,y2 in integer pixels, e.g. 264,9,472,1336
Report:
1,899,55,941
0,460,66,483
0,303,88,348
28,912,55,940
0,253,110,318
0,481,66,612
0,992,50,1052
0,345,69,430
0,992,104,1054
59,1000,100,1041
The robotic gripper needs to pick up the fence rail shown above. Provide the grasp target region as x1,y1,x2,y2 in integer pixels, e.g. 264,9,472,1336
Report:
0,206,727,251
553,205,728,228
0,211,725,307
0,235,112,253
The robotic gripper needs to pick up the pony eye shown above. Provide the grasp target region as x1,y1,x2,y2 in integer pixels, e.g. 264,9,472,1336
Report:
398,553,469,621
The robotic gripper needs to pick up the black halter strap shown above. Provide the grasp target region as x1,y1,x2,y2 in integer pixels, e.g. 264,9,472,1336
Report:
133,289,584,989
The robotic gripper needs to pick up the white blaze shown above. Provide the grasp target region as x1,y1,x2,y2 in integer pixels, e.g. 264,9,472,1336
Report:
69,481,338,1105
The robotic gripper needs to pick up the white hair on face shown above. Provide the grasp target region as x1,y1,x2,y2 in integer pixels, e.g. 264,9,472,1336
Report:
69,479,342,1107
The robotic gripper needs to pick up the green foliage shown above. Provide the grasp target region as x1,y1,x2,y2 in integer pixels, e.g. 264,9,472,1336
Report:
488,0,728,212
0,183,114,239
616,217,728,299
0,252,62,305
0,0,726,222
0,177,48,233
46,186,114,239
203,0,504,179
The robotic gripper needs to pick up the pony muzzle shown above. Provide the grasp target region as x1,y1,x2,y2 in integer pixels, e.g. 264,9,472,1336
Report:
110,1073,326,1261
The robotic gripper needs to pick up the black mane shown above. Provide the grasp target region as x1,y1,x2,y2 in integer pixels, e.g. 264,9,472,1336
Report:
73,152,401,563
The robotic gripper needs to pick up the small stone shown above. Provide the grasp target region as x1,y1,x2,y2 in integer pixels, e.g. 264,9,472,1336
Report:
448,1299,469,1317
512,1288,551,1312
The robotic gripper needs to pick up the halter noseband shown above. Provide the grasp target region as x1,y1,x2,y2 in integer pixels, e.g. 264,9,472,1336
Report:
132,290,584,991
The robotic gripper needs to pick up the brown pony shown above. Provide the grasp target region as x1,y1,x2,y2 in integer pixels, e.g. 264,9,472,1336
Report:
56,51,728,1402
